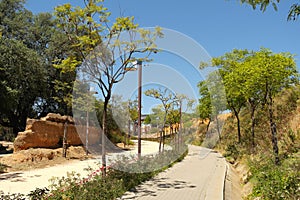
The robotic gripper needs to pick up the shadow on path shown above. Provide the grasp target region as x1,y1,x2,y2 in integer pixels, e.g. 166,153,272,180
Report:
0,172,25,182
130,177,197,198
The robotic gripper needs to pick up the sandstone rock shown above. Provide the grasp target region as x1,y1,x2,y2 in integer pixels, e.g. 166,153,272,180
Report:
40,113,74,124
14,114,101,152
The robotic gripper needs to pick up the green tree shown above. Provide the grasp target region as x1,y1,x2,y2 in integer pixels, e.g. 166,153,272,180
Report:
166,109,180,134
244,48,298,164
239,0,300,21
197,81,212,133
54,0,162,175
0,0,75,135
209,49,249,143
0,38,43,133
0,0,41,133
144,115,152,125
206,71,227,141
145,88,177,152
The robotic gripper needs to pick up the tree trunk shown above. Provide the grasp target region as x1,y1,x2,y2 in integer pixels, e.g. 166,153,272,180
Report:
268,97,280,165
62,121,68,158
159,131,162,152
215,116,221,141
250,106,255,147
162,130,165,151
159,112,167,153
206,119,211,135
233,109,241,143
102,100,108,176
126,119,131,148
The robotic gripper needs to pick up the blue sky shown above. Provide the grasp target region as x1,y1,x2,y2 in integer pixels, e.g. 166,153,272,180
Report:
25,0,300,114
25,0,299,61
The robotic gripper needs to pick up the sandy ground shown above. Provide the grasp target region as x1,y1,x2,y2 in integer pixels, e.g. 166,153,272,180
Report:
0,140,162,195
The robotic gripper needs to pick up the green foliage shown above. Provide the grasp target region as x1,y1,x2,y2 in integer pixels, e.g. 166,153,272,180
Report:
47,172,123,200
201,48,298,163
240,0,280,12
248,154,300,200
144,115,151,124
0,162,8,173
0,191,25,200
28,188,49,200
197,81,212,121
239,0,300,21
213,84,300,199
224,143,239,160
0,0,76,133
145,88,178,128
288,3,300,21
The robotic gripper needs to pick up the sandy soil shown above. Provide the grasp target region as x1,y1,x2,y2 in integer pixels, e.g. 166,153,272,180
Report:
0,140,161,195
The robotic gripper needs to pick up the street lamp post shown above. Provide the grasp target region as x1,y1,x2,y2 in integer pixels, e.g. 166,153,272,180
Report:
125,60,142,159
137,60,142,159
86,107,89,156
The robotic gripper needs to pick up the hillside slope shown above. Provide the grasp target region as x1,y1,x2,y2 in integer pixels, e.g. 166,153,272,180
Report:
195,86,300,199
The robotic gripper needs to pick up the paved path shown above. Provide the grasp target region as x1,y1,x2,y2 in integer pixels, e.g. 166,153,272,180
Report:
0,140,163,195
119,145,228,200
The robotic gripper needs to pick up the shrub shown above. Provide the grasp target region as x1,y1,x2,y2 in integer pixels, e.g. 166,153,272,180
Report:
224,143,239,160
0,191,25,200
0,162,7,173
46,145,188,200
248,154,300,200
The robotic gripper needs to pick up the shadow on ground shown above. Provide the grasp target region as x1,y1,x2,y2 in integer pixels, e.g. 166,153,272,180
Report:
0,172,25,182
123,177,197,199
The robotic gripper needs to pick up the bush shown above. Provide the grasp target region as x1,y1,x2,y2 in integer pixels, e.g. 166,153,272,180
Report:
0,162,8,173
0,191,25,200
248,154,300,200
224,143,239,160
44,146,188,200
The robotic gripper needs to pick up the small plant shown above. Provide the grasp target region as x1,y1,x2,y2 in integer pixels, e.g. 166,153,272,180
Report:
248,154,300,200
28,187,49,200
0,191,25,200
224,143,239,160
0,162,7,173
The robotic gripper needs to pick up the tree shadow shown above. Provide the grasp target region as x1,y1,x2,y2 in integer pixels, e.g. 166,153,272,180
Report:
0,172,25,182
131,177,197,198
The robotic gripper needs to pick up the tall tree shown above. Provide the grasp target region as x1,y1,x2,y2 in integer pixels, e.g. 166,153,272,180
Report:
206,71,227,141
145,88,177,152
197,81,212,133
0,0,75,134
0,0,49,133
208,49,249,143
244,48,298,164
54,0,162,175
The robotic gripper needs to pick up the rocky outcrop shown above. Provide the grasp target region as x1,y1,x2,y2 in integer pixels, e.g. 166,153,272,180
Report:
13,113,101,152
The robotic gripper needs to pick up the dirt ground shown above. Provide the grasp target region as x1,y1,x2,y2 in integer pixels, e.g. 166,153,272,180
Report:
0,146,92,173
0,141,135,173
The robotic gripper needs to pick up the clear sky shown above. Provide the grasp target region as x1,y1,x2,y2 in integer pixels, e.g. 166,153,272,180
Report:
25,0,300,62
25,0,300,114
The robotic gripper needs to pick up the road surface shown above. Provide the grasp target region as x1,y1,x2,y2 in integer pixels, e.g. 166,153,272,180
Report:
119,145,228,200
